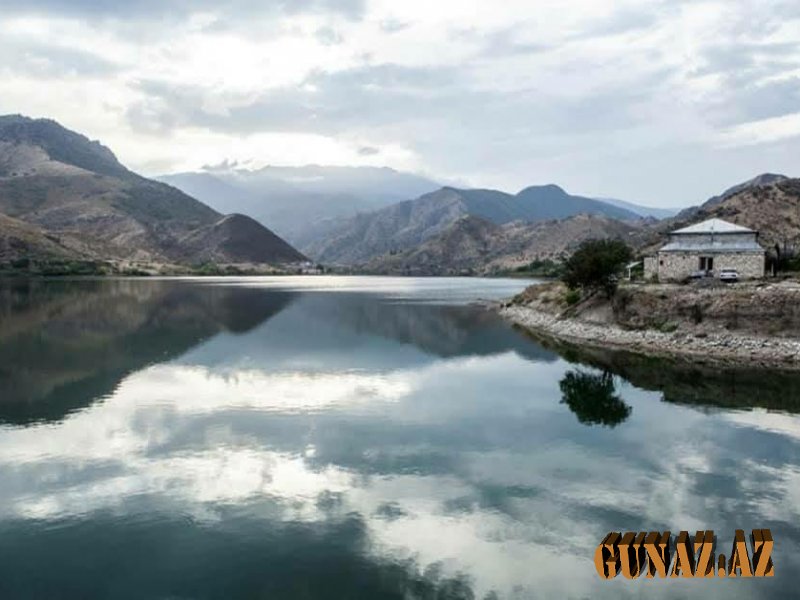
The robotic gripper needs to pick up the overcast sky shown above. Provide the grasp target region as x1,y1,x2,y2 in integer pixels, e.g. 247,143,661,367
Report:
1,0,798,207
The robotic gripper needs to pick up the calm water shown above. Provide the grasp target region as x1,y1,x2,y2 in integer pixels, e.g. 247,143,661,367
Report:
1,276,799,599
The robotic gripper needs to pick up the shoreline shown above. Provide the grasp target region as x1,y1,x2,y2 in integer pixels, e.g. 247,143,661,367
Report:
497,302,800,371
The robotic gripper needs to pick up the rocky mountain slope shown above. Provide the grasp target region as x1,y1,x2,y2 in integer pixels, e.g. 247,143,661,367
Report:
0,115,305,266
363,213,641,275
673,173,789,222
687,177,800,251
636,175,800,254
304,185,641,265
159,165,441,247
0,212,81,262
704,173,788,208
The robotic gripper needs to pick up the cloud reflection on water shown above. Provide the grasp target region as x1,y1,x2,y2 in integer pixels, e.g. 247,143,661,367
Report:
1,278,800,598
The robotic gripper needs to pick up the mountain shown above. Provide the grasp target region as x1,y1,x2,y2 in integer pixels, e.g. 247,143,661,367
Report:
0,212,80,262
514,185,640,221
704,173,789,208
677,178,800,251
243,165,441,199
304,185,641,264
363,214,641,275
159,166,441,247
175,213,303,264
635,176,800,253
0,115,305,266
673,173,790,222
593,197,678,219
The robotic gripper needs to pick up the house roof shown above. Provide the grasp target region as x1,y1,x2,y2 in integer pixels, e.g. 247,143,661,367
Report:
671,218,755,235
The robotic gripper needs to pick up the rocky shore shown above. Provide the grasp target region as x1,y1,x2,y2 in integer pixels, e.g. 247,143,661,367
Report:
498,281,800,370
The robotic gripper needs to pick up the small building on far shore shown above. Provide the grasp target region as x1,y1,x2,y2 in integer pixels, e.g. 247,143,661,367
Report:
644,218,765,281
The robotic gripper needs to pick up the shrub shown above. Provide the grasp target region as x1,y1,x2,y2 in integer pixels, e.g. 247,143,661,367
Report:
564,289,581,305
649,318,679,333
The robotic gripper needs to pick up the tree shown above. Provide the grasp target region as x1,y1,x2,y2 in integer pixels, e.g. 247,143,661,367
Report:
562,238,632,298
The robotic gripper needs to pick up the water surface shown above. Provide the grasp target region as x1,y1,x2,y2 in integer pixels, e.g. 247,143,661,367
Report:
0,276,798,599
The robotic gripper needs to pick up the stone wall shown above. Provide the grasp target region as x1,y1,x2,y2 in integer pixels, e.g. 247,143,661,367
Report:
656,251,764,281
643,256,658,280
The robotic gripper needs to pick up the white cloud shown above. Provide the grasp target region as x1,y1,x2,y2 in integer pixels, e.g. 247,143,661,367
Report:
718,111,800,147
0,0,799,205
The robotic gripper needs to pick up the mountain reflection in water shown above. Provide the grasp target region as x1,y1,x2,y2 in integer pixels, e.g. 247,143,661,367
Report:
0,277,799,600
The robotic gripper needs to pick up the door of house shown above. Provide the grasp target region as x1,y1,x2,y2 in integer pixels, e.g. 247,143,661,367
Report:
699,256,714,272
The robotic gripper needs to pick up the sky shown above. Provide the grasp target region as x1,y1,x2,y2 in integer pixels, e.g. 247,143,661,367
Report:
0,0,798,208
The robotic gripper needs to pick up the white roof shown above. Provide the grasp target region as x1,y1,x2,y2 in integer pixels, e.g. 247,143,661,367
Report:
671,218,754,234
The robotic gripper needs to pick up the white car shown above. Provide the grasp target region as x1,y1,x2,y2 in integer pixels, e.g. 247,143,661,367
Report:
719,269,739,283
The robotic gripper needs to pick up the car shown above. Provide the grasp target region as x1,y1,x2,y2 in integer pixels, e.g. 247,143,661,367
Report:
719,268,739,283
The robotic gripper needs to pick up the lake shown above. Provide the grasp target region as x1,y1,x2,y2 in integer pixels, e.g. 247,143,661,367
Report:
0,276,798,599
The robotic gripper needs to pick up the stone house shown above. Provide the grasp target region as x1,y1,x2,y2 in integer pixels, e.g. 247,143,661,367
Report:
644,218,765,281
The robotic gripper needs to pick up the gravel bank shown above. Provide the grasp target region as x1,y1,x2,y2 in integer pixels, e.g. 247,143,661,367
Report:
499,303,800,370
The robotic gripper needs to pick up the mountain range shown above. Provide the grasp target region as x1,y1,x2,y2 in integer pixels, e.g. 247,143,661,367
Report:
319,172,797,275
362,213,641,275
159,166,441,248
160,167,678,248
0,115,305,268
300,184,643,266
2,115,794,278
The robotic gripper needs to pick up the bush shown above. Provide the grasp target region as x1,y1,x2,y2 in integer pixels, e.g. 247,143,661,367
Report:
514,259,564,277
562,239,633,298
564,289,581,305
658,321,679,333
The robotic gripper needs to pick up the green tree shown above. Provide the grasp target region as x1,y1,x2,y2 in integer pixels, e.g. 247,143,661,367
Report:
562,238,632,298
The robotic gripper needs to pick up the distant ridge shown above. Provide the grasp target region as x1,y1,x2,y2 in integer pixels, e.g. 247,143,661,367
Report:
592,196,678,219
363,213,641,275
159,165,441,247
303,184,641,264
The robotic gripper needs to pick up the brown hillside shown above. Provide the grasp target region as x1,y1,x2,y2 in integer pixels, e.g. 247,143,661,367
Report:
635,178,800,255
365,213,641,275
0,115,305,266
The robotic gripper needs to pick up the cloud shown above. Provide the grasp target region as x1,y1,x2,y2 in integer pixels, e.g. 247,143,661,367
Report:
468,27,551,58
202,158,243,172
1,0,366,21
125,55,670,141
569,5,662,40
124,63,468,136
0,37,121,78
718,111,800,147
379,18,411,33
1,0,800,205
357,146,380,156
315,26,344,46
